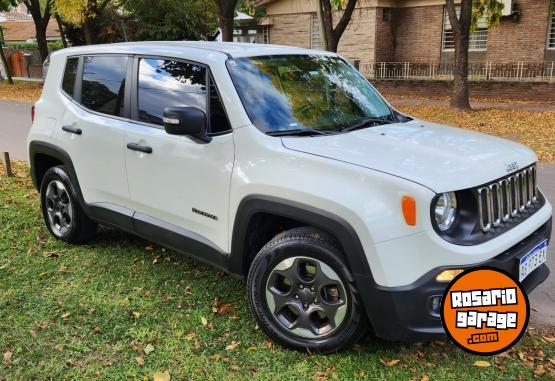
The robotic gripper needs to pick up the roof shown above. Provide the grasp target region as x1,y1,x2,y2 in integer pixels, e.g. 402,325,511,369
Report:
0,11,33,22
55,41,336,59
0,20,60,42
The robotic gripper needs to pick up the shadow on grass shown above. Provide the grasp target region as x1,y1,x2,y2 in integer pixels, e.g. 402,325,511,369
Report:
81,225,446,354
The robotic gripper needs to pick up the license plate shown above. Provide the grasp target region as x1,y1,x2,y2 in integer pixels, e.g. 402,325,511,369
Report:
519,240,548,282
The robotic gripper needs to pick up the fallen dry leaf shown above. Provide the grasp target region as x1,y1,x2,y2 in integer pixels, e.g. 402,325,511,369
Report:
474,360,491,367
136,356,145,366
143,344,155,355
225,341,240,351
200,316,208,326
3,350,12,363
153,371,170,381
58,265,71,273
229,364,240,371
380,358,401,367
43,251,61,258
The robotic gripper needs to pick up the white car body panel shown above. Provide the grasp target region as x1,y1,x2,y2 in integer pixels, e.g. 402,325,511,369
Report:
27,42,552,292
281,119,538,193
125,125,234,252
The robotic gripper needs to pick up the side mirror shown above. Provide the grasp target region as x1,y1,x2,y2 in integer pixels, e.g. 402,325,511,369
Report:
163,107,211,143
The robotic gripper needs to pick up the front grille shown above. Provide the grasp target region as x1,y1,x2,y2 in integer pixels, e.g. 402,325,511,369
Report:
476,165,538,232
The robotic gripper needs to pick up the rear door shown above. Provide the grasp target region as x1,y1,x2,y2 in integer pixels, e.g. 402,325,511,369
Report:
57,55,132,206
124,56,235,252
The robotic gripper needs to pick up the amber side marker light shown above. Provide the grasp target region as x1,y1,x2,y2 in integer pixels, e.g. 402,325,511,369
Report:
436,269,464,282
402,196,416,226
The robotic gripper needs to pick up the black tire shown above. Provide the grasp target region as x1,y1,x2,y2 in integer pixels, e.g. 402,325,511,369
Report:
40,165,97,244
247,227,368,353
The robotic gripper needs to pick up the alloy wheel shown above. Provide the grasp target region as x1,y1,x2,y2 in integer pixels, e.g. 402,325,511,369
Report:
265,256,348,339
45,180,74,237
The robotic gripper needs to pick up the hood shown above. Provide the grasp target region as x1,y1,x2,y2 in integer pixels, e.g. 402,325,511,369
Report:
281,120,537,193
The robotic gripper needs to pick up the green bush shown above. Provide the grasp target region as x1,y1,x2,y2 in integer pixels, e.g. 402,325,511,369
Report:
6,40,65,52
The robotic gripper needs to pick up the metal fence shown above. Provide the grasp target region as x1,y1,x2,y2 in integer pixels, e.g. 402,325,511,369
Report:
358,62,555,82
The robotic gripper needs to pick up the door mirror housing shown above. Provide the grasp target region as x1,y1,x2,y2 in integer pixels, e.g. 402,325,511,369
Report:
163,107,211,143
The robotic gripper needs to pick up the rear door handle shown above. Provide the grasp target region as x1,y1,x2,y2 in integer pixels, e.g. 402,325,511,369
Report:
127,142,153,154
62,125,82,135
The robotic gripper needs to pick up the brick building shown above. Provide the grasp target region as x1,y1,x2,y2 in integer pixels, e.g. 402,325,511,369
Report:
254,0,555,66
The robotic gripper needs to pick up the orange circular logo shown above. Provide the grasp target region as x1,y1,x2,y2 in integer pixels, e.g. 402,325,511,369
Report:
441,267,529,355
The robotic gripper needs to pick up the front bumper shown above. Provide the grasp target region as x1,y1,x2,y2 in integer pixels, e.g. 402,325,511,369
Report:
362,217,552,342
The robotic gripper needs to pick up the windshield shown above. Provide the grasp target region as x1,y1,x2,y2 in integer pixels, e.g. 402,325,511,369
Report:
226,55,394,133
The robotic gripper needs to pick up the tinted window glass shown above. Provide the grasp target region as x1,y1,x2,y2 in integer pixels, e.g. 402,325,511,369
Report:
81,56,127,117
209,75,231,133
62,57,79,97
138,58,206,125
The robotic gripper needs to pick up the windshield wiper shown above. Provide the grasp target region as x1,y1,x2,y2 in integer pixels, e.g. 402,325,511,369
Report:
341,117,393,133
266,128,330,137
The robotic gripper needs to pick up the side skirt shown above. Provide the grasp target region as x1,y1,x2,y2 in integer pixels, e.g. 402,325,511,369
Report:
87,203,234,276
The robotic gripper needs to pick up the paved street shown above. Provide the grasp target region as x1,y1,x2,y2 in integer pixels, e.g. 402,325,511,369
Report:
0,100,31,161
1,100,554,328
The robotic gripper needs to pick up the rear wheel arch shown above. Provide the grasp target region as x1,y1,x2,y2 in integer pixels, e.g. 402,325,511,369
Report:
29,142,83,200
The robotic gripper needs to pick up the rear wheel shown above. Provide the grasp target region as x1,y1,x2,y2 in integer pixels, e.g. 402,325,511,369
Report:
40,166,97,243
247,227,368,353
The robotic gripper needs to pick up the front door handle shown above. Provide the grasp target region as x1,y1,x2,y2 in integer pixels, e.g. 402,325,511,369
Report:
127,142,153,154
62,125,82,135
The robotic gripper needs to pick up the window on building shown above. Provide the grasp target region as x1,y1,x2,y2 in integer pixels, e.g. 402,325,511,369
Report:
548,1,555,49
310,13,322,50
383,8,391,22
137,58,206,126
442,7,488,51
81,56,128,117
62,57,79,97
263,26,270,44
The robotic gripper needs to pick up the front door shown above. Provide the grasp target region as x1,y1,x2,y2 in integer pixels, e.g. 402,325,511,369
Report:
124,57,234,252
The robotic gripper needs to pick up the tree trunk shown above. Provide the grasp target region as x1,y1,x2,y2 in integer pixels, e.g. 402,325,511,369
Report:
446,0,472,110
319,0,357,53
55,13,68,48
219,15,234,42
0,46,14,84
216,0,238,42
35,25,49,63
83,20,96,45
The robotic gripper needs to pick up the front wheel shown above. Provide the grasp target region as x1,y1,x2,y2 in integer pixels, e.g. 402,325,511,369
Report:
247,227,368,353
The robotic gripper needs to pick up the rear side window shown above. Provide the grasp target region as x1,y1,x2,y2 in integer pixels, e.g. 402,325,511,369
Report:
61,57,78,97
81,56,128,117
137,58,206,125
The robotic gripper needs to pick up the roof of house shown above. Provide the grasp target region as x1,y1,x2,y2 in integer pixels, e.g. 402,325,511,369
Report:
0,20,60,42
55,41,335,59
0,11,33,22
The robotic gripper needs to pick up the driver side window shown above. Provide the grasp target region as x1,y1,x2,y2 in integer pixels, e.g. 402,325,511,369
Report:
137,58,206,126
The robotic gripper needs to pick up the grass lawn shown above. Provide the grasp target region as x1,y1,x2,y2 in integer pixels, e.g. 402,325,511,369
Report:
1,164,555,381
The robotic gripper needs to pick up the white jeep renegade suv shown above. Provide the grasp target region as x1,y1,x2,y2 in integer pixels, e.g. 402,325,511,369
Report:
28,42,552,353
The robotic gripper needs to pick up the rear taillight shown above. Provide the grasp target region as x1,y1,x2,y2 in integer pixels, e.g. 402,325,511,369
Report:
31,105,35,122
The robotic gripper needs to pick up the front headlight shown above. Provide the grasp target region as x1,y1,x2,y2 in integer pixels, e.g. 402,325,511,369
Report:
434,192,457,231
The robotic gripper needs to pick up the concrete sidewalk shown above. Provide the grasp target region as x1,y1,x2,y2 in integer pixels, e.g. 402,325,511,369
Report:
1,100,554,328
